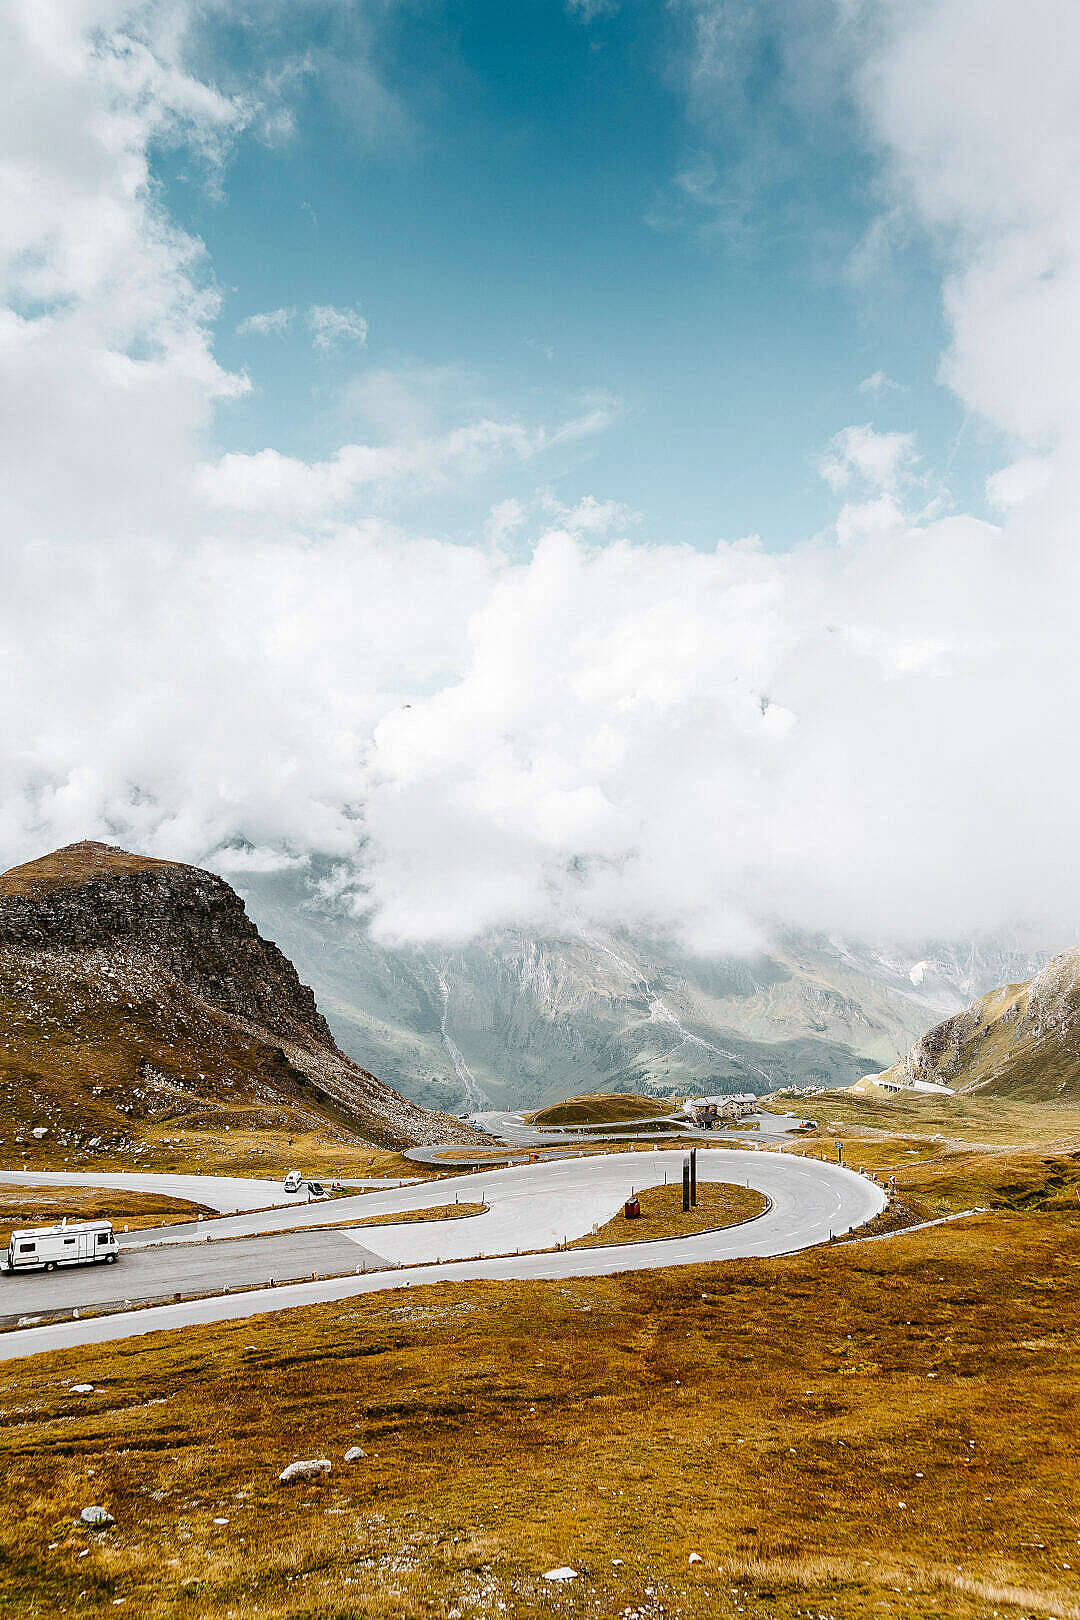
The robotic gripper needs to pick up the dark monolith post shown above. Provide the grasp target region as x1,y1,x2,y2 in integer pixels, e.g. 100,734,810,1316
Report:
690,1147,697,1207
682,1157,691,1213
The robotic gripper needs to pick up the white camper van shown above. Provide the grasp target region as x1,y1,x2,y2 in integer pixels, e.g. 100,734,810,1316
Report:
4,1219,119,1274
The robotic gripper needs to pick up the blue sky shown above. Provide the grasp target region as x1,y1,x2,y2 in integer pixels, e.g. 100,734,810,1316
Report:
162,0,989,550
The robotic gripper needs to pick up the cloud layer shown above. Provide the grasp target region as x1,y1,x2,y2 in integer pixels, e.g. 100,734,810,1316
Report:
4,1,1080,957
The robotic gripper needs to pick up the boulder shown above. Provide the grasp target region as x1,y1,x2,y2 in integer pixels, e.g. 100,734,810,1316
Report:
344,1446,367,1463
80,1506,114,1527
542,1568,578,1583
278,1458,331,1485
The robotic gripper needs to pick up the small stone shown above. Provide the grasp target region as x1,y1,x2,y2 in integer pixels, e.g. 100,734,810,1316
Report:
71,1384,94,1395
278,1459,331,1485
31,1127,48,1140
80,1506,114,1527
689,1552,703,1565
543,1567,578,1583
212,1517,229,1525
344,1446,367,1463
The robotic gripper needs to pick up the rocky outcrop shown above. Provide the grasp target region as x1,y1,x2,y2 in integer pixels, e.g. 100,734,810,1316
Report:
0,842,487,1150
0,844,332,1049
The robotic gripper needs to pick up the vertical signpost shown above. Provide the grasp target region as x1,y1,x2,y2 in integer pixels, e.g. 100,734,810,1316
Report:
682,1157,691,1213
690,1147,698,1208
836,1139,844,1164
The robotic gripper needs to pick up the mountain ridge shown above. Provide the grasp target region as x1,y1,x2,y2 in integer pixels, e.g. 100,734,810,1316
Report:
875,947,1080,1102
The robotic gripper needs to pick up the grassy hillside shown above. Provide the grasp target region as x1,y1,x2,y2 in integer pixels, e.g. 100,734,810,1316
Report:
526,1092,677,1127
2,1146,1080,1618
876,948,1080,1102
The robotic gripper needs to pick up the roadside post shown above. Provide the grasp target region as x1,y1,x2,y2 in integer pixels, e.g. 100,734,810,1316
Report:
690,1147,697,1207
836,1140,844,1164
682,1157,691,1213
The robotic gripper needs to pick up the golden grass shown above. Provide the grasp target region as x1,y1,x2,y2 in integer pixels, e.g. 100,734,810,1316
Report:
0,840,179,898
2,1150,1079,1617
568,1179,767,1248
526,1092,677,1127
350,1201,487,1229
0,1187,212,1245
773,1087,1080,1147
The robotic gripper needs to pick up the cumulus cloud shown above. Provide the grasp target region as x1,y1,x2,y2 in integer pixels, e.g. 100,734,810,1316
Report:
819,425,917,493
7,0,1080,963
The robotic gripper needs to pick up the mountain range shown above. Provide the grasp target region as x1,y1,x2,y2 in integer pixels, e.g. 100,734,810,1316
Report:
233,863,1053,1113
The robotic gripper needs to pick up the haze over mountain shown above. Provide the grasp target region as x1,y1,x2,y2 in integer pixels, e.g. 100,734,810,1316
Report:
236,864,1050,1113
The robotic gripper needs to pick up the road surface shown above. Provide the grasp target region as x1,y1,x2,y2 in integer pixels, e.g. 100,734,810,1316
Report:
0,1169,413,1214
0,1148,885,1362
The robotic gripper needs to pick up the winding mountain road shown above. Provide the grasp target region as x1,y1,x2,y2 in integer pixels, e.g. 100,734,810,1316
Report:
0,1148,885,1363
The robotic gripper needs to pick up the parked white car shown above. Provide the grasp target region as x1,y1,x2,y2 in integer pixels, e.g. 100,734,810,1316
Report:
4,1219,119,1274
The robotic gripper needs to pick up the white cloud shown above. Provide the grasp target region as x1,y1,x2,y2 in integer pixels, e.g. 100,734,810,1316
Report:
236,306,294,336
306,303,368,349
198,409,611,522
985,455,1054,511
9,0,1080,966
819,425,917,492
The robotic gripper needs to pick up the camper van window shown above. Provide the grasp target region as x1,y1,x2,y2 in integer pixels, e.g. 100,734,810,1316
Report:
97,1232,110,1244
64,1237,76,1245
18,1242,34,1253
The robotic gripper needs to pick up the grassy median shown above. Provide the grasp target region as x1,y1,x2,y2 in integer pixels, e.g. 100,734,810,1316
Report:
568,1179,768,1247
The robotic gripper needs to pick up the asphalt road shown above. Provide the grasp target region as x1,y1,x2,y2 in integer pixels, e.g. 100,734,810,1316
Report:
2,1229,387,1316
0,1148,885,1362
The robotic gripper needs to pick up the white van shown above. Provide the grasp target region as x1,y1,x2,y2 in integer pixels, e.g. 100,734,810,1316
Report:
4,1220,119,1274
283,1169,304,1193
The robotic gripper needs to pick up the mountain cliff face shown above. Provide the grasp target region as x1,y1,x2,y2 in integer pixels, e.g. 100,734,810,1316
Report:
878,948,1080,1101
0,842,481,1151
232,862,1052,1112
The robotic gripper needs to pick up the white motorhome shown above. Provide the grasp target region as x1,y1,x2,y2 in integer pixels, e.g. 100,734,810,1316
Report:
4,1219,119,1274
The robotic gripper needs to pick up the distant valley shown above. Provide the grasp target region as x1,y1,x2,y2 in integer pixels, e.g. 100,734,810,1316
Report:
236,864,1053,1113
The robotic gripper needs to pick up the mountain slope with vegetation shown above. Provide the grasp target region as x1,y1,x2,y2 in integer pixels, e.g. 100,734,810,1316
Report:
0,842,481,1160
876,947,1080,1101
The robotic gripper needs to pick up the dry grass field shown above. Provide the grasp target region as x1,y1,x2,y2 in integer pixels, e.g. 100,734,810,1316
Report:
0,1187,213,1244
0,1147,1078,1619
770,1088,1080,1148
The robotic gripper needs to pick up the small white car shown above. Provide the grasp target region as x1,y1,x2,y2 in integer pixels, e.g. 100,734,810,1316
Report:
283,1169,304,1193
